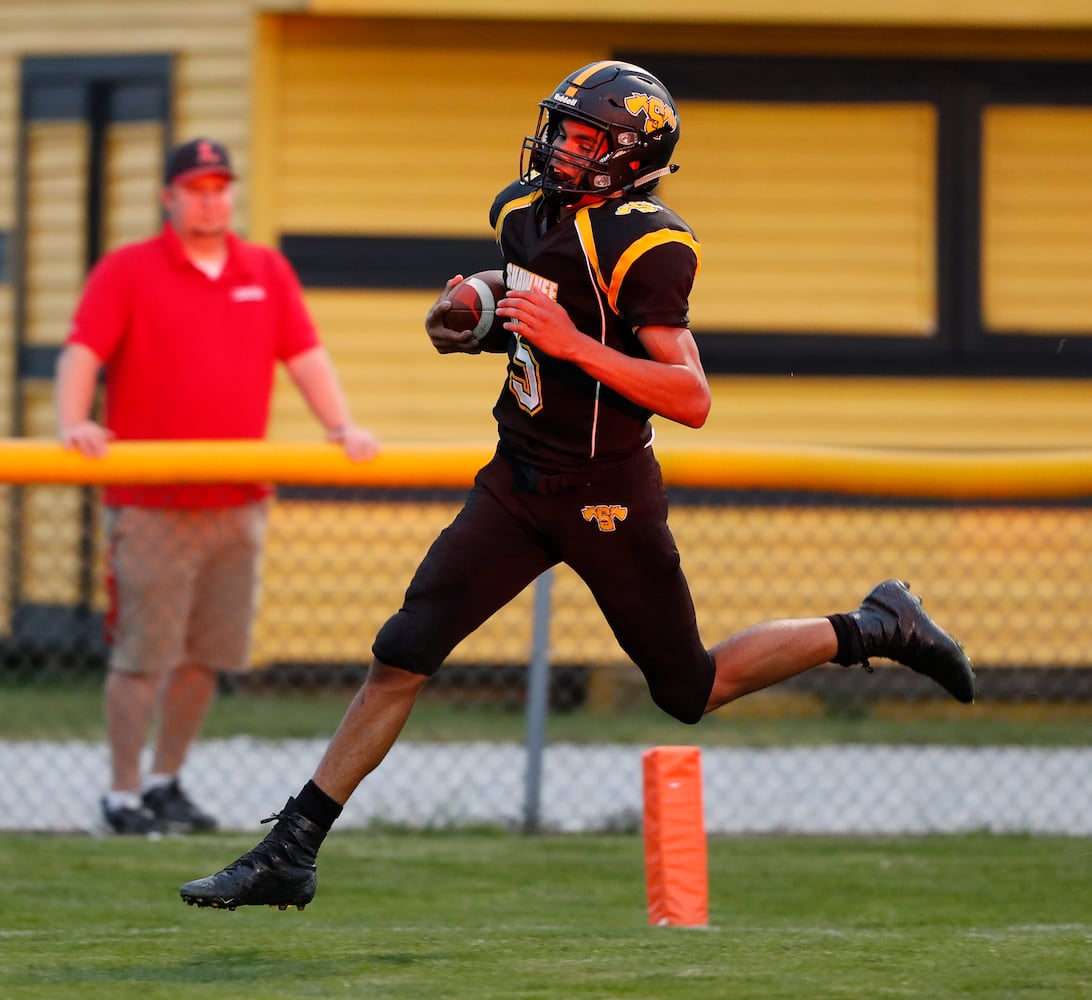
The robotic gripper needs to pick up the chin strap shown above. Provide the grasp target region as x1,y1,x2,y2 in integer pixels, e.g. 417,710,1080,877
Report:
631,163,679,189
537,161,680,211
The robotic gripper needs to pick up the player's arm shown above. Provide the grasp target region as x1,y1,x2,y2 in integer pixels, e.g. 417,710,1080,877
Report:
633,323,711,428
498,291,711,428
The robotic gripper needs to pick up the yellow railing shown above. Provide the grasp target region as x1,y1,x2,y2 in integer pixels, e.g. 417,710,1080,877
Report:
1,440,1089,669
0,439,1089,498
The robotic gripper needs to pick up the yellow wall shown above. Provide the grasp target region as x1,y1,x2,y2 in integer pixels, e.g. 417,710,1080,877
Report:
675,102,937,336
0,3,1088,671
982,106,1092,333
255,13,1092,452
0,0,262,441
305,0,1092,30
1,3,1090,456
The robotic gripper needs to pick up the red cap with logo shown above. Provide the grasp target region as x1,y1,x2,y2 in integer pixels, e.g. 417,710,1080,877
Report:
164,138,236,185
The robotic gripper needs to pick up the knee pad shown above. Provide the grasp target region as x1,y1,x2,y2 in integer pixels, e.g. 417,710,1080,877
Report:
372,611,443,677
649,686,706,725
644,652,714,725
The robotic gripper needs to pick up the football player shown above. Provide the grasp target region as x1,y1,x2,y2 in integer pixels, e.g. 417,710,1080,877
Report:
180,61,974,911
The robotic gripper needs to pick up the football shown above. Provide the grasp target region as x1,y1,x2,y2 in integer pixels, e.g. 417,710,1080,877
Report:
444,269,507,342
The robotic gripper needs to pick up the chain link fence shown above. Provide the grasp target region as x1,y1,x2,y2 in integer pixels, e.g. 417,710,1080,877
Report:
1,446,1089,836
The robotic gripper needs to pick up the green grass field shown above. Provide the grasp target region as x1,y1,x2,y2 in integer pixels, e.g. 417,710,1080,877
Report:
2,831,1088,999
3,674,1091,746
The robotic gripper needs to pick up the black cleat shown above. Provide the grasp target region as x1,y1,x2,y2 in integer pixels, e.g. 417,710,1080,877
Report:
851,579,976,703
179,798,325,910
143,779,218,834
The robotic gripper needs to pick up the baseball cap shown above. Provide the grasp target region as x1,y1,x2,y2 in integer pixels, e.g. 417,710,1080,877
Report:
164,138,236,185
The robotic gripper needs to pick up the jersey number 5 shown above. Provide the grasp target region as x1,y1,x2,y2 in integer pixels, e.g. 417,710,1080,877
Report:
509,337,543,415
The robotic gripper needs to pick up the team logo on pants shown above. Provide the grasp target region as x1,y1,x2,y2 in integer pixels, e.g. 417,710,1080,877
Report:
581,504,628,531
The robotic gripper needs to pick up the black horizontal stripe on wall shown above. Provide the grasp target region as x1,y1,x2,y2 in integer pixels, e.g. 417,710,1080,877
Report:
614,50,1092,378
693,330,1092,378
280,235,502,290
22,54,171,122
616,52,1092,103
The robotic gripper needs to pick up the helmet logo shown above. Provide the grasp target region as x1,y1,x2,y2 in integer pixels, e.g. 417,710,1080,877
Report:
623,93,677,135
615,201,662,216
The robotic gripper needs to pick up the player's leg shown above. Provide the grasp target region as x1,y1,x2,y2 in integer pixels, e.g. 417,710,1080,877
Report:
563,458,836,713
704,618,837,709
310,661,429,804
559,448,716,723
706,579,976,708
588,561,972,715
566,451,974,718
180,454,556,909
304,458,559,803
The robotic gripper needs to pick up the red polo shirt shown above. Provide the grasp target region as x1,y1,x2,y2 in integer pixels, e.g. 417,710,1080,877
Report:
67,224,320,507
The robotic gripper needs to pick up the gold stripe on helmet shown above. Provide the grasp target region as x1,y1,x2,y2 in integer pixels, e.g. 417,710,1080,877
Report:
564,60,623,97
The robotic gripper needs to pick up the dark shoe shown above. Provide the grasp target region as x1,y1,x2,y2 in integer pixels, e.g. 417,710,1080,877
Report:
103,797,163,835
852,579,976,703
179,798,325,910
143,779,218,834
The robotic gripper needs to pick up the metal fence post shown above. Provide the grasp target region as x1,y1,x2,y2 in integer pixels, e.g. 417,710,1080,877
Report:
522,568,553,833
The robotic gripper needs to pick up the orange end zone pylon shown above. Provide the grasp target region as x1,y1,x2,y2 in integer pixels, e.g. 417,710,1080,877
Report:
642,745,708,927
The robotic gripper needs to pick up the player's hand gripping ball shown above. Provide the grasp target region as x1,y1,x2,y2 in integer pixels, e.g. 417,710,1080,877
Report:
444,270,507,343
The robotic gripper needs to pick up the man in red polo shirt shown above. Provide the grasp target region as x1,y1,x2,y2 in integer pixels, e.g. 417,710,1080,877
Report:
55,137,379,835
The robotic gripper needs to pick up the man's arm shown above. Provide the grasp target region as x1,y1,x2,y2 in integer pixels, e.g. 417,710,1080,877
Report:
284,345,380,461
55,343,114,457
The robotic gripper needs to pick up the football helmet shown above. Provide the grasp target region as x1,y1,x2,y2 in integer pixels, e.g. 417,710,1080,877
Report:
520,60,680,204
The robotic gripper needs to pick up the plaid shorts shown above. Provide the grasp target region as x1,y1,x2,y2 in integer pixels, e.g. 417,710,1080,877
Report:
104,500,269,675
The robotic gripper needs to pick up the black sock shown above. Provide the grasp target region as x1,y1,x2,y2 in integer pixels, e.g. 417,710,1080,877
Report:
827,613,866,667
294,779,343,832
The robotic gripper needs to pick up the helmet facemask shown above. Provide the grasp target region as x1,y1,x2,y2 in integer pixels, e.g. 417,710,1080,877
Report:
520,61,681,207
521,109,623,203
